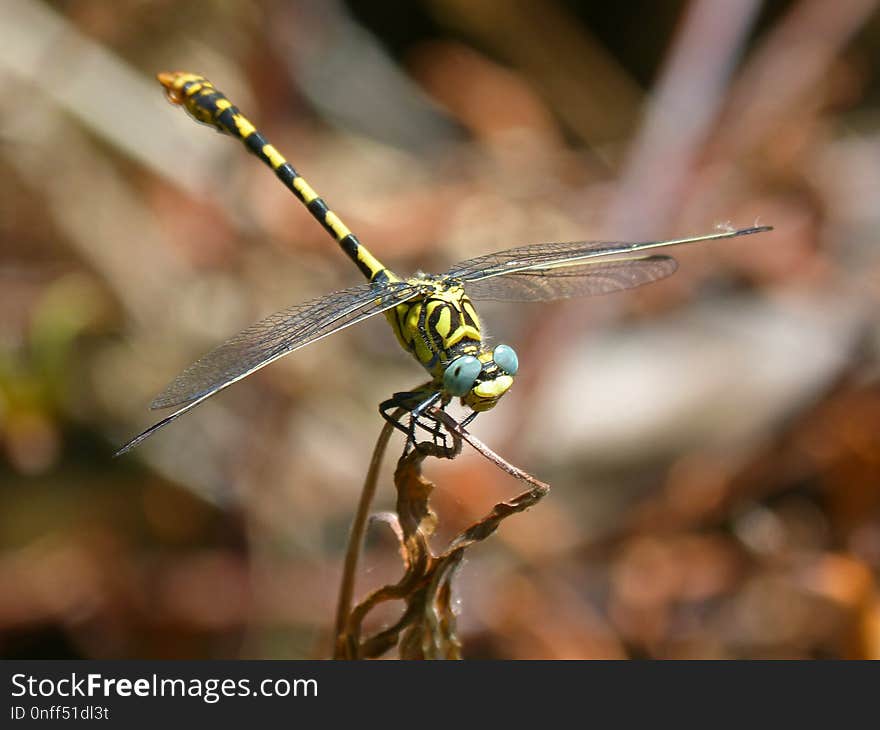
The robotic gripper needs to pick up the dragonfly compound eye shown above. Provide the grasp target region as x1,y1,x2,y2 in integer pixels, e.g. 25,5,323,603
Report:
443,355,482,397
492,344,519,375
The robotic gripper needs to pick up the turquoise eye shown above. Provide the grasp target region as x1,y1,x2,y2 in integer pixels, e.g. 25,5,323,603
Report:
493,344,519,375
443,355,482,397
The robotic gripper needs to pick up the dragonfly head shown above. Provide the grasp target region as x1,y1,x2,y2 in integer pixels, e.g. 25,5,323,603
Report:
443,344,519,413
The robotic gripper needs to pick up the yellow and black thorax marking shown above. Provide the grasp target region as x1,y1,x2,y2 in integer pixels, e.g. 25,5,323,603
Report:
388,277,483,378
158,72,395,286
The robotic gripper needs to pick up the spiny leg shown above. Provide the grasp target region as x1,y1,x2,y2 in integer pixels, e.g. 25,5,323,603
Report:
421,408,476,454
379,388,451,455
379,390,436,445
156,72,395,286
424,407,479,452
409,391,448,450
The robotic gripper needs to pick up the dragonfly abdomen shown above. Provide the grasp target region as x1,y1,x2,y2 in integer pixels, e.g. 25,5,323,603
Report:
157,71,394,286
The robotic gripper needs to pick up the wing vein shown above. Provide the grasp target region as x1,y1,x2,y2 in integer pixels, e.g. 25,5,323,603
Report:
116,281,419,455
445,226,771,282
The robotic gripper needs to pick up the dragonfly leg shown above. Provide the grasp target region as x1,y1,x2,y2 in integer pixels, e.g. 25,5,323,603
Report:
379,388,450,454
410,391,447,451
379,396,414,439
402,391,443,453
379,390,432,439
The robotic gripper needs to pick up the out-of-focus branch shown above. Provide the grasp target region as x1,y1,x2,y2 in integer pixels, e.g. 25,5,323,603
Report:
0,0,218,194
605,0,763,237
429,0,644,145
715,0,879,158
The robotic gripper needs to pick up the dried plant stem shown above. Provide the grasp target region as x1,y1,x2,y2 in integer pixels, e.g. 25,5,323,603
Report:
332,411,401,657
332,401,551,659
432,409,551,493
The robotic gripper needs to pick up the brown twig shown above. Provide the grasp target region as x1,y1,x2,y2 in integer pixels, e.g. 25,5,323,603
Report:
432,408,551,493
332,411,400,657
333,401,550,659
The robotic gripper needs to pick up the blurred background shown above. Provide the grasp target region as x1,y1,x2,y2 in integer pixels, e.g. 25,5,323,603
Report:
2,0,880,659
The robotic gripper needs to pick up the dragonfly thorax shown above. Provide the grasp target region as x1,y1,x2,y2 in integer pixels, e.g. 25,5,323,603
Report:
387,277,482,376
385,277,518,411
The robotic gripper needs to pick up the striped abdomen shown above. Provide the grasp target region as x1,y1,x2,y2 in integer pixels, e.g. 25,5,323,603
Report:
157,72,395,286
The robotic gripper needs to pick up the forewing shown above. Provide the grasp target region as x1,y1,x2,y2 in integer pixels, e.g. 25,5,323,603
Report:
446,240,627,281
445,225,771,282
115,281,418,455
464,255,678,302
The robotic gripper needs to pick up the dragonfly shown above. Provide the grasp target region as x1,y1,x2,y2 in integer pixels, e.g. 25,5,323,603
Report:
115,71,772,456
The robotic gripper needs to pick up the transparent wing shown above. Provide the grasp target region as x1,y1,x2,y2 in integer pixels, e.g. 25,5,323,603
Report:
445,225,771,282
464,255,678,301
116,281,419,455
